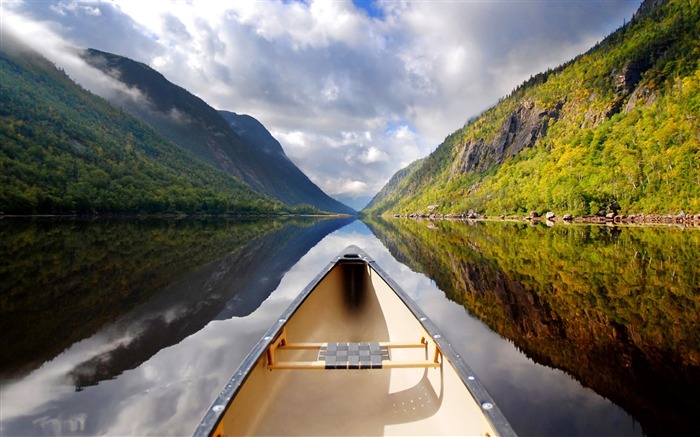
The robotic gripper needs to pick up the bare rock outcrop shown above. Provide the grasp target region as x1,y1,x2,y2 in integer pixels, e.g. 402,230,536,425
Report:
450,100,561,177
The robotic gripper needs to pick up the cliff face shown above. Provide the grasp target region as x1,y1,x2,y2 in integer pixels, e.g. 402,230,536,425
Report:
363,0,699,217
450,100,560,177
634,0,668,19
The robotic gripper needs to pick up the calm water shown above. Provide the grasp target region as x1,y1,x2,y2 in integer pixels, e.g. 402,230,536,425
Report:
1,217,698,436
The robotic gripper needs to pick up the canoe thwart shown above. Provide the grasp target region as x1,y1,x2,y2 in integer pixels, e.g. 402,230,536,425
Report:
266,331,442,370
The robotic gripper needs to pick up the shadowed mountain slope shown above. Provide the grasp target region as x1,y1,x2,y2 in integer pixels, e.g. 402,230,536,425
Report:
81,49,354,215
219,110,355,214
0,36,280,215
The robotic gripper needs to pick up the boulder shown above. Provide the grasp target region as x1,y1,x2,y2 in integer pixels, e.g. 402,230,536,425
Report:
608,201,622,213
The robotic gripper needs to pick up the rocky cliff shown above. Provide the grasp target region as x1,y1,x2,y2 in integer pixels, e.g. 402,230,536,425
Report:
363,0,698,217
449,100,560,177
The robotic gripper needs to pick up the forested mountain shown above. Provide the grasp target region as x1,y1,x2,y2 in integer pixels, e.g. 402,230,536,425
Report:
363,0,699,217
80,49,354,215
0,36,287,215
363,158,424,212
219,111,355,214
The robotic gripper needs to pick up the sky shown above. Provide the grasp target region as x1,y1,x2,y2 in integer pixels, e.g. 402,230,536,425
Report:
2,0,642,210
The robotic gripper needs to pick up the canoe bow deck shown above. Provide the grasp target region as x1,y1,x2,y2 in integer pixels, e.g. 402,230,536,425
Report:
194,246,516,437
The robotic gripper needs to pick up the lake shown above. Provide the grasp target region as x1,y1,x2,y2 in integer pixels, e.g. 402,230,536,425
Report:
1,216,698,436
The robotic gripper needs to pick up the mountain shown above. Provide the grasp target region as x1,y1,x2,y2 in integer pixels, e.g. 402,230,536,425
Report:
332,194,374,212
219,111,356,214
0,35,283,215
363,158,425,212
80,49,355,215
363,0,699,217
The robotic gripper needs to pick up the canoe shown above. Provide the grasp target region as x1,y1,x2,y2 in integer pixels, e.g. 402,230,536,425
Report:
194,246,516,437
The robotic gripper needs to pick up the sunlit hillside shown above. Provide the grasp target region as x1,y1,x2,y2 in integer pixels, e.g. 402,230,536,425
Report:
364,0,699,216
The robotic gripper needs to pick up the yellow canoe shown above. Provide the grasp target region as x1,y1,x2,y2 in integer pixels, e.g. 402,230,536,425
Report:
194,246,516,436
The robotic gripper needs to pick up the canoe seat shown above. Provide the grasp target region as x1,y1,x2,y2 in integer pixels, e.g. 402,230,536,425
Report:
266,330,442,370
319,342,390,369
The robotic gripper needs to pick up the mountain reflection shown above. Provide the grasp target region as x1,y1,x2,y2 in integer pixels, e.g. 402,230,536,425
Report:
364,217,700,437
0,216,354,386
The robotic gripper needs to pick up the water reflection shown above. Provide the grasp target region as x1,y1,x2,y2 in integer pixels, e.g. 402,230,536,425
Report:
364,217,700,436
0,217,351,381
0,217,368,435
2,218,694,436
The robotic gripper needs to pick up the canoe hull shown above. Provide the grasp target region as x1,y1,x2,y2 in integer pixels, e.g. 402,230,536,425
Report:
195,246,515,437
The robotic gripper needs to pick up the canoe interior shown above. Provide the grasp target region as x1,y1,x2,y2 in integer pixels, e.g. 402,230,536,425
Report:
210,258,500,436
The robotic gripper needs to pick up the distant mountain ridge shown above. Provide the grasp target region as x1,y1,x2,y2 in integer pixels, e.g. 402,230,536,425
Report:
218,110,355,214
363,0,699,216
81,49,354,215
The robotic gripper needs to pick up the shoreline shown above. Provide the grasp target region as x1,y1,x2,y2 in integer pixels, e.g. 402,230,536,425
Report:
0,213,355,220
386,212,700,228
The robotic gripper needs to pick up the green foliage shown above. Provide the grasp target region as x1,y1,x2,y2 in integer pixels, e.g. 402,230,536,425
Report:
0,217,276,373
365,216,700,435
0,215,341,376
0,47,285,215
364,0,700,216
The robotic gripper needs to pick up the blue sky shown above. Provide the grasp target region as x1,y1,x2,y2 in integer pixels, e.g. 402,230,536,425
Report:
3,0,641,209
352,0,385,19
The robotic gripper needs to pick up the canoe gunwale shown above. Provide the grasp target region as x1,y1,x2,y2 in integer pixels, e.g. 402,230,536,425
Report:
193,245,516,437
366,248,517,437
192,248,341,437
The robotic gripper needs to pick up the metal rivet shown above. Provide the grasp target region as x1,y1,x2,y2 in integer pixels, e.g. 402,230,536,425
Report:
263,336,272,341
468,376,475,381
212,405,224,413
419,317,427,322
433,334,441,339
278,318,286,324
482,402,494,410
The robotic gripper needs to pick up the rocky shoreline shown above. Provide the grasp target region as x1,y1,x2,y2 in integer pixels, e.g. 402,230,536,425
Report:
392,210,700,227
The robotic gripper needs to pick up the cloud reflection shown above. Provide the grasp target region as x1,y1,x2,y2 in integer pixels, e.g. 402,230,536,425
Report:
0,221,638,436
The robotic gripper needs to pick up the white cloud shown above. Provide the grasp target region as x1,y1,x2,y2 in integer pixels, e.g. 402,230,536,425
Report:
341,180,368,195
359,147,389,164
3,0,642,202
